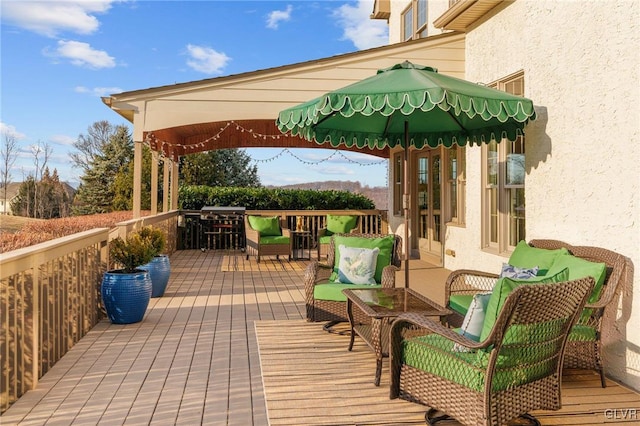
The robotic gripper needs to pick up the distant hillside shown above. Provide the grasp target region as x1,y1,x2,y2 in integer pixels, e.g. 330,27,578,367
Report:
269,181,388,210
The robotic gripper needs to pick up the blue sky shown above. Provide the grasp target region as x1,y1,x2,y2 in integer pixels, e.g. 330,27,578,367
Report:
0,0,389,188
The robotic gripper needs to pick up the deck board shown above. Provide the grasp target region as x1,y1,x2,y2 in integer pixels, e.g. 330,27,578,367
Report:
2,249,638,425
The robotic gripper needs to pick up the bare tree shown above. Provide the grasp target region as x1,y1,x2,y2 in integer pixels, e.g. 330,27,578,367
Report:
30,140,52,218
71,121,114,173
1,131,19,214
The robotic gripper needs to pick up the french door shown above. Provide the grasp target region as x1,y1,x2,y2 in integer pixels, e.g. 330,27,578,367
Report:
416,150,442,261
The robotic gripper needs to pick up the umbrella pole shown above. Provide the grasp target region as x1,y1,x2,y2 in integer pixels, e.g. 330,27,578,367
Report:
403,121,410,289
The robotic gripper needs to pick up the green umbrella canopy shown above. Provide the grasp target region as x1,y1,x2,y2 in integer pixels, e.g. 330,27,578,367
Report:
276,61,536,149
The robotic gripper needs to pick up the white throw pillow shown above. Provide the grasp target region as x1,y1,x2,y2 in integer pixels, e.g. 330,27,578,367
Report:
335,245,379,285
454,292,492,352
499,263,539,279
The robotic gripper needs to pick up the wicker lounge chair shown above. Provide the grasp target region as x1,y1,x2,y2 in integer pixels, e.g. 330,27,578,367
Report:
444,240,629,388
304,233,402,328
244,215,291,263
390,277,594,426
317,214,360,260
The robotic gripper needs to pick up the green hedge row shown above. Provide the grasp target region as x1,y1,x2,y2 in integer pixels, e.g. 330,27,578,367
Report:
179,185,375,210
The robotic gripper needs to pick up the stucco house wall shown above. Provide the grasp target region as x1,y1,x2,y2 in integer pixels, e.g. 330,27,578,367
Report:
442,0,640,388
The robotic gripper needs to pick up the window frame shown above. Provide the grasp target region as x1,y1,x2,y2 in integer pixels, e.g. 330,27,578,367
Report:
481,71,527,254
401,0,429,41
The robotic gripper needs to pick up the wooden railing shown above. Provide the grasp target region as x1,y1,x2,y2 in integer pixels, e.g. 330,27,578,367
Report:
0,211,179,414
0,209,384,413
0,228,109,413
178,209,388,250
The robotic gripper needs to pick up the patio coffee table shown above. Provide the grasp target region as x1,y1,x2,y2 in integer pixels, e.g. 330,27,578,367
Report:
343,287,451,386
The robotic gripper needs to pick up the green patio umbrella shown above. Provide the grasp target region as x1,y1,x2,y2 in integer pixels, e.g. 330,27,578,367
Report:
276,61,536,287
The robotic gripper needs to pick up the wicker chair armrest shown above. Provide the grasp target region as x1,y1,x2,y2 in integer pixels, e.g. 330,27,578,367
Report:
244,226,260,241
380,265,400,288
445,269,499,302
304,261,333,292
391,312,490,352
281,228,291,238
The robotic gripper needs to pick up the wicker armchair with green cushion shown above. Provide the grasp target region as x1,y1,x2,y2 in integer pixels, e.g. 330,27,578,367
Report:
304,233,402,328
444,239,630,388
390,277,594,426
245,215,291,263
317,214,360,259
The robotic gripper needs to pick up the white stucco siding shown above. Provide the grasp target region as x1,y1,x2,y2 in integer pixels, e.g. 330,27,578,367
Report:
446,0,640,388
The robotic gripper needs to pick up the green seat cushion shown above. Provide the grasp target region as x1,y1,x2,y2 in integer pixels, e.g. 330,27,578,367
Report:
508,240,569,275
568,324,597,341
313,282,382,302
330,235,395,283
479,268,570,341
547,254,606,304
259,235,290,245
318,235,332,245
403,331,561,392
325,214,358,236
449,294,474,316
248,215,281,236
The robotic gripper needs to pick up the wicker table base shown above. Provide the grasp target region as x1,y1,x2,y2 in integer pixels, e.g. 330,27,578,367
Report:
343,288,450,386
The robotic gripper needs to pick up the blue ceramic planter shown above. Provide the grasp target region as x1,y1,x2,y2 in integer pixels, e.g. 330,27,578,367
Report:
140,255,171,297
101,270,152,324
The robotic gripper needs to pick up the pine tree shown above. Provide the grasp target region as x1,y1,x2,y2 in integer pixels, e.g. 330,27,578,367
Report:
180,149,260,187
73,124,133,215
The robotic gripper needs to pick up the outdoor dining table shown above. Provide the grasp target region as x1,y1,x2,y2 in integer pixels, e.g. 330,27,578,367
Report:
343,287,451,386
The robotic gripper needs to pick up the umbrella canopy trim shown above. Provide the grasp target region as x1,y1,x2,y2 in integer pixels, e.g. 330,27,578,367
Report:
277,61,536,150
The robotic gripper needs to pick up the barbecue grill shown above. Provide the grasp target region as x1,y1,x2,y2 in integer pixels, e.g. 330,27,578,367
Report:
200,206,245,250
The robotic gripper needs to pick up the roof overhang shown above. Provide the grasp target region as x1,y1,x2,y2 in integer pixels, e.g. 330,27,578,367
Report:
102,32,466,161
433,0,504,31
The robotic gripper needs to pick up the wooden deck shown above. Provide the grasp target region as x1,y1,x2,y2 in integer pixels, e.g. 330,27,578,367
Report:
2,250,639,425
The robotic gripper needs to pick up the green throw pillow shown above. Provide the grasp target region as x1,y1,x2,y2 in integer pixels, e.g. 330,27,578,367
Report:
330,235,395,283
508,240,570,275
247,215,281,237
326,214,358,236
546,254,606,303
479,267,570,342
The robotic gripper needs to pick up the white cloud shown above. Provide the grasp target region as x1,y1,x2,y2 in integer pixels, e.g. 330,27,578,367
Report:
332,0,388,50
317,165,356,176
1,1,115,37
185,44,230,74
266,4,293,29
50,134,76,146
75,86,123,97
49,40,116,69
0,123,26,140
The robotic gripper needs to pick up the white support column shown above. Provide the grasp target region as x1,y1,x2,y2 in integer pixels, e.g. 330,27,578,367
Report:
171,159,179,210
133,140,143,218
163,160,170,212
151,151,159,215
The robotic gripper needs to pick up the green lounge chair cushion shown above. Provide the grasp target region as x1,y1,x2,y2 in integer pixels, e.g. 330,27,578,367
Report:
313,282,382,302
546,254,606,304
248,215,281,236
479,268,570,342
568,324,597,341
318,235,332,245
325,214,358,236
403,323,564,392
330,235,395,283
259,235,290,245
449,294,474,316
508,240,569,275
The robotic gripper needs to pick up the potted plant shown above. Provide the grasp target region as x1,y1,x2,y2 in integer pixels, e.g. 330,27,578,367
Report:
137,226,171,297
101,230,157,324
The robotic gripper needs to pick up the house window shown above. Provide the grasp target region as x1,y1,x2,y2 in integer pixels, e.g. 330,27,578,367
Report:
393,152,403,216
402,0,429,41
482,72,526,253
446,146,465,225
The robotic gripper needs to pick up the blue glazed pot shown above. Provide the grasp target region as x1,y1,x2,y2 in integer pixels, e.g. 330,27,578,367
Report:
140,255,171,297
101,270,152,324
